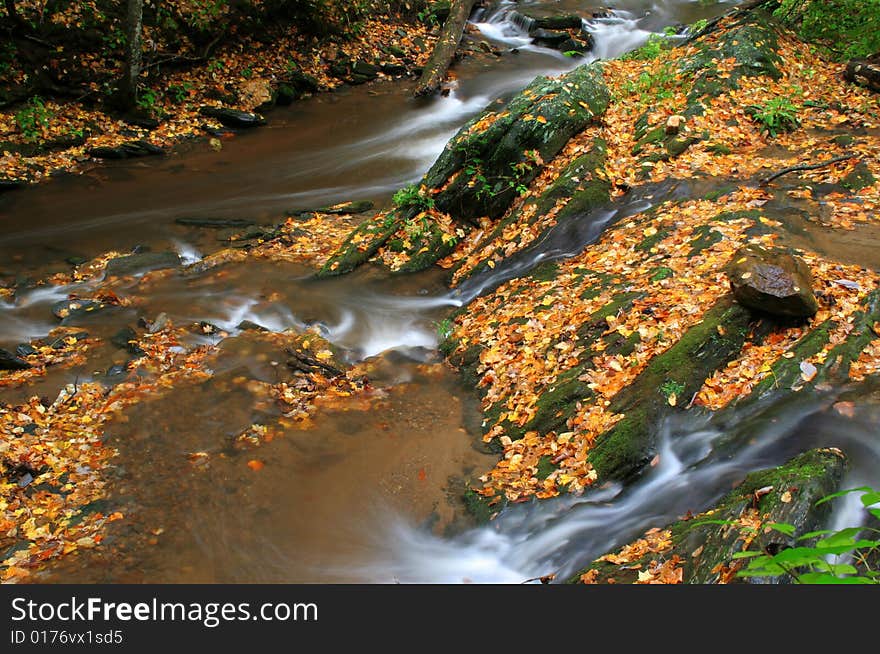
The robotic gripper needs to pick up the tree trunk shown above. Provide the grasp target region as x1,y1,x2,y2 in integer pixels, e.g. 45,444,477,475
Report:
413,0,477,97
119,0,145,110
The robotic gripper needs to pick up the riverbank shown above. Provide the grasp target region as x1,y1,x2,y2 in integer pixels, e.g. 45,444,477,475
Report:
0,2,450,186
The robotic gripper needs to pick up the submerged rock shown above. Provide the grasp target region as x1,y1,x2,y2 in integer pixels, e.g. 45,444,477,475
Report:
105,251,181,277
726,244,818,319
175,217,256,229
199,107,267,128
52,299,105,321
88,140,164,159
0,348,31,370
529,28,570,48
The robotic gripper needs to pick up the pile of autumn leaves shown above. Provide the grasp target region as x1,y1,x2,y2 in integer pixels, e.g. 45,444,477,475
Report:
437,27,880,505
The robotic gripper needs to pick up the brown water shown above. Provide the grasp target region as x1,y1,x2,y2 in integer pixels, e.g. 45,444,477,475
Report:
14,1,875,584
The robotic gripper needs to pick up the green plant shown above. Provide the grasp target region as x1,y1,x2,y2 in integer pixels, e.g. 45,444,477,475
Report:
435,318,453,341
207,59,226,74
622,63,680,104
774,0,880,61
393,184,435,212
659,379,685,402
15,96,53,143
241,66,254,79
137,88,159,113
688,18,709,36
733,486,880,583
622,33,670,61
747,96,801,137
167,82,194,105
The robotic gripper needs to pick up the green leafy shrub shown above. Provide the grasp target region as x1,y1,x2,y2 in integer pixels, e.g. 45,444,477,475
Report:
734,486,880,583
747,96,801,136
393,184,435,211
15,96,53,143
774,0,880,61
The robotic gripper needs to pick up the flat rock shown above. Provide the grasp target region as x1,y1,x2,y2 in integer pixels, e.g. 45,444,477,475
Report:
0,348,31,370
529,28,570,48
726,244,818,318
105,251,181,277
88,140,164,159
199,107,267,128
52,299,105,321
175,216,256,229
525,13,583,31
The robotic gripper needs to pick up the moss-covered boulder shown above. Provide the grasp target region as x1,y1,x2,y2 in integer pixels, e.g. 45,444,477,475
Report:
423,62,610,222
725,244,818,319
588,298,754,481
571,448,847,584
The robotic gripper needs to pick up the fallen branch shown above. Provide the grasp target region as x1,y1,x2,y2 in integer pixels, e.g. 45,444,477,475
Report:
413,0,477,97
759,154,858,186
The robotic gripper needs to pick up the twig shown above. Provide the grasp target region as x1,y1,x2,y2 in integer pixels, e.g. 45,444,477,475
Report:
759,154,858,187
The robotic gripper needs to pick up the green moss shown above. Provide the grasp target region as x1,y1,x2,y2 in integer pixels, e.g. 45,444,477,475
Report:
570,448,846,584
817,289,880,382
687,224,724,257
536,455,557,481
463,488,503,524
529,261,559,282
706,143,733,156
751,319,835,396
589,299,752,481
649,266,674,282
636,228,670,252
841,162,876,192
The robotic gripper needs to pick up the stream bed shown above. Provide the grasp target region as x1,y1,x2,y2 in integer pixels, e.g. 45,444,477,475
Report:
2,1,878,584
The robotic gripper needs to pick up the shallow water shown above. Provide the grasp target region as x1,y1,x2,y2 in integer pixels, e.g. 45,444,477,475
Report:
5,1,877,584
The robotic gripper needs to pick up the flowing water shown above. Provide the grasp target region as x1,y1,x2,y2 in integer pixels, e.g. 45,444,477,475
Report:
2,1,878,583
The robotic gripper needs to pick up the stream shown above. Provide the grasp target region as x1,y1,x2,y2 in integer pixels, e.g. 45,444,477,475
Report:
2,1,878,583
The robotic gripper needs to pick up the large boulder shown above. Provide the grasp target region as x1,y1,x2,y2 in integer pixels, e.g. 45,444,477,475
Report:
726,244,818,319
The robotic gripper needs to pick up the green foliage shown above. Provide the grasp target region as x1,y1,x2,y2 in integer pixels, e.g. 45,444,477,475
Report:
166,82,193,104
774,0,880,61
659,379,685,400
393,184,435,212
15,96,53,143
747,96,801,137
435,317,453,341
622,63,680,104
622,33,671,61
136,88,159,113
734,486,880,583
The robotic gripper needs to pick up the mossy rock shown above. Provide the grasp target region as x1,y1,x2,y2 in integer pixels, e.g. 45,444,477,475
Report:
570,448,847,584
588,298,753,482
680,12,783,107
841,162,876,191
423,62,610,222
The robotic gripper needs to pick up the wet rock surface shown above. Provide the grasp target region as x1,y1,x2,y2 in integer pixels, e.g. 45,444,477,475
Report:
726,244,819,319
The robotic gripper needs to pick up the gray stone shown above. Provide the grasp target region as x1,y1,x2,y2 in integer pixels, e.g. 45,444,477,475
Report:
105,251,180,277
727,244,819,318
